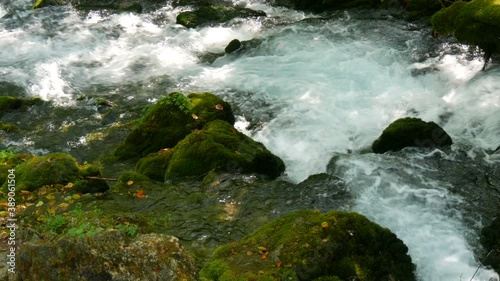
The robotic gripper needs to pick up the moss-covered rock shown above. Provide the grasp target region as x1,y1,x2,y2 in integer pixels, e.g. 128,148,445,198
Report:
0,96,42,116
73,163,109,193
114,92,234,160
372,117,452,153
176,6,266,28
18,230,198,281
0,121,18,132
431,0,500,68
1,153,108,193
137,120,285,180
3,153,79,192
481,216,500,273
225,39,242,54
200,210,416,281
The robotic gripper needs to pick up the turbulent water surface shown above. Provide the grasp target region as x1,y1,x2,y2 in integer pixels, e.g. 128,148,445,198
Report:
1,0,499,280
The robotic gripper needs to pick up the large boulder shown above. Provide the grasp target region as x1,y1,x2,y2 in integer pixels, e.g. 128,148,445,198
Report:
176,5,266,28
481,216,500,273
372,117,452,153
136,119,285,180
113,92,234,160
18,230,198,281
200,210,416,281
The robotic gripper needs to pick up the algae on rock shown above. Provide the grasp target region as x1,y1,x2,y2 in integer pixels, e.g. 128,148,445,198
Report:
372,117,452,153
176,5,266,28
200,210,416,281
137,120,285,180
114,92,234,160
431,0,500,69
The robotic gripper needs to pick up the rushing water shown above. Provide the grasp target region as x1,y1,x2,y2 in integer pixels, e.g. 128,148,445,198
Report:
1,0,499,280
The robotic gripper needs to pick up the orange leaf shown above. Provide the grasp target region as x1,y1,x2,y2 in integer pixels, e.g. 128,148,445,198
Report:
134,190,145,198
277,261,282,269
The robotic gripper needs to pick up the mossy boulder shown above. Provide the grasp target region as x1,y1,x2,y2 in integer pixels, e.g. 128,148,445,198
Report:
18,230,198,281
431,0,500,60
136,120,285,180
114,92,234,160
481,216,500,273
200,210,416,281
176,6,266,28
372,117,452,153
3,153,79,192
1,153,108,193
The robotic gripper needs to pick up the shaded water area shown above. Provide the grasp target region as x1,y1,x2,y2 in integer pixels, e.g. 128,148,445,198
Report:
1,0,499,280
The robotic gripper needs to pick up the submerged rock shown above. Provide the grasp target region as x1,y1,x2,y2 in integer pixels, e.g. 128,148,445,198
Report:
225,39,242,54
18,230,198,281
136,119,285,180
200,209,416,281
372,117,452,153
114,92,234,160
176,5,266,28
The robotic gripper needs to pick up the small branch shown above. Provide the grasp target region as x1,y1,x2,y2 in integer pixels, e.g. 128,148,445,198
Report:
86,176,118,181
469,249,494,281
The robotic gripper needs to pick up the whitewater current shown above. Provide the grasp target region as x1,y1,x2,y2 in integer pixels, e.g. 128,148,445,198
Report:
0,0,499,280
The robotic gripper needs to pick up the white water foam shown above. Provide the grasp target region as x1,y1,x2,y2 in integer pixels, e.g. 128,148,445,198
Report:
335,154,499,281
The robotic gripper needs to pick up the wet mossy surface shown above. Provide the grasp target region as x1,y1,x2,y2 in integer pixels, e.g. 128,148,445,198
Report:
0,96,42,116
431,0,500,55
176,5,266,28
138,120,285,180
372,117,452,153
113,92,234,160
200,210,416,281
0,152,108,193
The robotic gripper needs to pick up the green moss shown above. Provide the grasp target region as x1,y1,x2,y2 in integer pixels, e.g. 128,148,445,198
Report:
114,92,235,160
135,151,172,181
114,171,150,190
0,121,19,133
201,210,416,281
431,0,500,53
372,117,452,153
74,163,109,193
0,96,42,116
4,153,80,192
163,120,284,180
431,1,465,34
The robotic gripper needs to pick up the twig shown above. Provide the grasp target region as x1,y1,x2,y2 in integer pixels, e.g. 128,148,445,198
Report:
86,176,118,181
469,249,494,281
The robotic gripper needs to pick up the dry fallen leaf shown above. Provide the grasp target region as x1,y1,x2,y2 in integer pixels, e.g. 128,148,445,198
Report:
127,180,134,186
215,104,224,110
246,251,253,256
277,261,282,269
134,190,145,198
191,113,199,120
